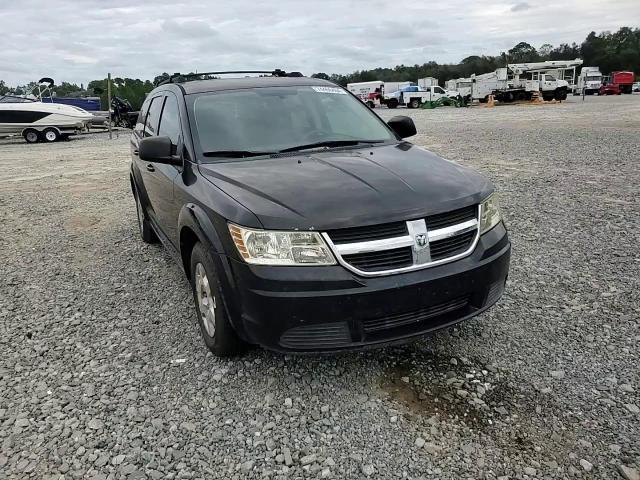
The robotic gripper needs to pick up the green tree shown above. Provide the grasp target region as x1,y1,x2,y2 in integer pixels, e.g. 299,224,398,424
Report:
508,42,539,63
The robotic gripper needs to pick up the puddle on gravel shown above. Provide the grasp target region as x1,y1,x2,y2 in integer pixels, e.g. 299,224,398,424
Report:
376,355,516,429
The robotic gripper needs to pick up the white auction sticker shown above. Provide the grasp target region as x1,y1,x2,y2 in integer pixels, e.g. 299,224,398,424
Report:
311,86,347,94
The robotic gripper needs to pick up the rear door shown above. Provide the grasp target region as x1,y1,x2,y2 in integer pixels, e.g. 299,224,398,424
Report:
153,92,183,245
135,94,180,243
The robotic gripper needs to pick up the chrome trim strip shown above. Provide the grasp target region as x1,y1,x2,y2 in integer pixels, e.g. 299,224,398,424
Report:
323,205,481,277
332,236,414,255
428,219,478,242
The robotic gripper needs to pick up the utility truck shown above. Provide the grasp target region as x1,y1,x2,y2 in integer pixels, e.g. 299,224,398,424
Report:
573,67,602,95
471,62,572,103
446,78,473,101
385,85,460,109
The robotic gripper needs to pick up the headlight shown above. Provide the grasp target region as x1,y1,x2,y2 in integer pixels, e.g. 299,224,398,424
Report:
228,224,336,266
480,194,502,234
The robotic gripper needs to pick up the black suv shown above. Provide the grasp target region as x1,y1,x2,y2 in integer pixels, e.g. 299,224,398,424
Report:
130,70,510,356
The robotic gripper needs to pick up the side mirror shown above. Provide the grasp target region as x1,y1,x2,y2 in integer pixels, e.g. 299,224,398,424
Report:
387,115,417,139
138,136,181,165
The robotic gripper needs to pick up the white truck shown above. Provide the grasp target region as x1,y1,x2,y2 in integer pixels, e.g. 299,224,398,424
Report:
573,67,602,95
382,81,413,97
347,81,383,98
384,85,460,109
418,77,438,88
446,78,473,101
471,64,570,103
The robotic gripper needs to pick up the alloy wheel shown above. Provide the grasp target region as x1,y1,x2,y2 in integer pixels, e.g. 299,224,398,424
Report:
195,263,216,337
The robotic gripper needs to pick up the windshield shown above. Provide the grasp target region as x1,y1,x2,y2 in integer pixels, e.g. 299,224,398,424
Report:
0,95,36,103
586,75,601,81
192,85,396,158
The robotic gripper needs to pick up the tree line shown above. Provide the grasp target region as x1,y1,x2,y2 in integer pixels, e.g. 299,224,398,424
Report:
0,27,637,108
312,27,639,86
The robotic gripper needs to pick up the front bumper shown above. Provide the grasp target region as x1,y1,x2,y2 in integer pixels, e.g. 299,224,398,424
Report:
219,222,510,353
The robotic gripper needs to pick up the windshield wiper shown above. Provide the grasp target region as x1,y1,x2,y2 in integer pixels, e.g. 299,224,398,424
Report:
202,150,276,158
278,139,385,153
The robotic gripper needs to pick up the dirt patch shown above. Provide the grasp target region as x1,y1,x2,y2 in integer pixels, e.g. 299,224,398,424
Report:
64,215,101,233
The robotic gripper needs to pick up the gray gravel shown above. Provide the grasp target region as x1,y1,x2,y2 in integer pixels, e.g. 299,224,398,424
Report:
1,94,639,479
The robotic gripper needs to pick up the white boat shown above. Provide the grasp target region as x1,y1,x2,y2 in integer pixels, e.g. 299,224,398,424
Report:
0,78,93,143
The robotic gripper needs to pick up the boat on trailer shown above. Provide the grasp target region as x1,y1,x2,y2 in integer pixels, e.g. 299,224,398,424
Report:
0,78,93,143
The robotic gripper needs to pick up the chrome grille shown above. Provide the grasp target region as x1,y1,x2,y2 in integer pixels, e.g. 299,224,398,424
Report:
429,230,476,261
327,221,407,244
425,205,477,230
324,205,481,276
342,246,413,272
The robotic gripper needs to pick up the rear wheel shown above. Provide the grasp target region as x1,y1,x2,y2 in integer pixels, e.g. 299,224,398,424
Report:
134,189,158,243
409,99,421,109
23,129,40,143
42,128,60,143
190,242,245,356
386,98,398,109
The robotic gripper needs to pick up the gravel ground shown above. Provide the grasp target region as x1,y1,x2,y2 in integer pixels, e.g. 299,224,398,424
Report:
1,94,639,480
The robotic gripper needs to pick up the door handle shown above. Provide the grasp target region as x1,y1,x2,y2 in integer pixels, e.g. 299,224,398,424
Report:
146,164,155,172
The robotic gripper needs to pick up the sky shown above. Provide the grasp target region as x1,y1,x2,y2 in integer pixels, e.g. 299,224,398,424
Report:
1,0,638,87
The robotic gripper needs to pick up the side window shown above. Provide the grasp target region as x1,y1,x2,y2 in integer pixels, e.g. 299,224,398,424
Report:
433,86,445,94
144,96,164,137
158,94,181,147
134,97,151,136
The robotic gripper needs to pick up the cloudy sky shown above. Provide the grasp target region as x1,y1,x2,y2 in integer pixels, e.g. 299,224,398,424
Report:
1,0,638,86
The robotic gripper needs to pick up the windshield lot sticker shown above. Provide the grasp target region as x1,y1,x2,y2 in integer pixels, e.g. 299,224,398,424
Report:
312,86,347,94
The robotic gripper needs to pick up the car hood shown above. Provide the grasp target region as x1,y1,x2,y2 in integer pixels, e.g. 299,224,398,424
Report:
198,143,493,230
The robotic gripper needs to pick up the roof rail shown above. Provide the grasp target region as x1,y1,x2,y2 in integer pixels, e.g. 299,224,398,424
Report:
155,69,304,86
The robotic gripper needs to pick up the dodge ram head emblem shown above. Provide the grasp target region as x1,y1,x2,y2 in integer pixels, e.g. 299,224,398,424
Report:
415,233,428,248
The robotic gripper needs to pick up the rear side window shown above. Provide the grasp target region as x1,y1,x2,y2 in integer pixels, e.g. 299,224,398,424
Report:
135,97,151,136
158,94,181,146
144,96,164,137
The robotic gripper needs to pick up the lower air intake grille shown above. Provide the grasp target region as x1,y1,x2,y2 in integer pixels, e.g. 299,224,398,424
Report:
279,322,351,350
486,280,505,305
363,296,470,333
429,230,476,261
342,247,413,272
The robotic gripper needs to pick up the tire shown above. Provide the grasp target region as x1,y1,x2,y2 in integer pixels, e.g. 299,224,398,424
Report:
42,128,60,143
22,129,40,143
366,101,375,109
386,98,398,109
190,242,245,356
409,99,420,109
134,189,158,244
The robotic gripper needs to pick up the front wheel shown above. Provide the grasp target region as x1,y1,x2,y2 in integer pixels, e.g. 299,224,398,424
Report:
190,242,246,356
22,129,40,143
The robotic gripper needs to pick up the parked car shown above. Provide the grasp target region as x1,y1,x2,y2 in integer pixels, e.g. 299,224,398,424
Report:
633,82,640,92
599,83,621,95
130,70,511,356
